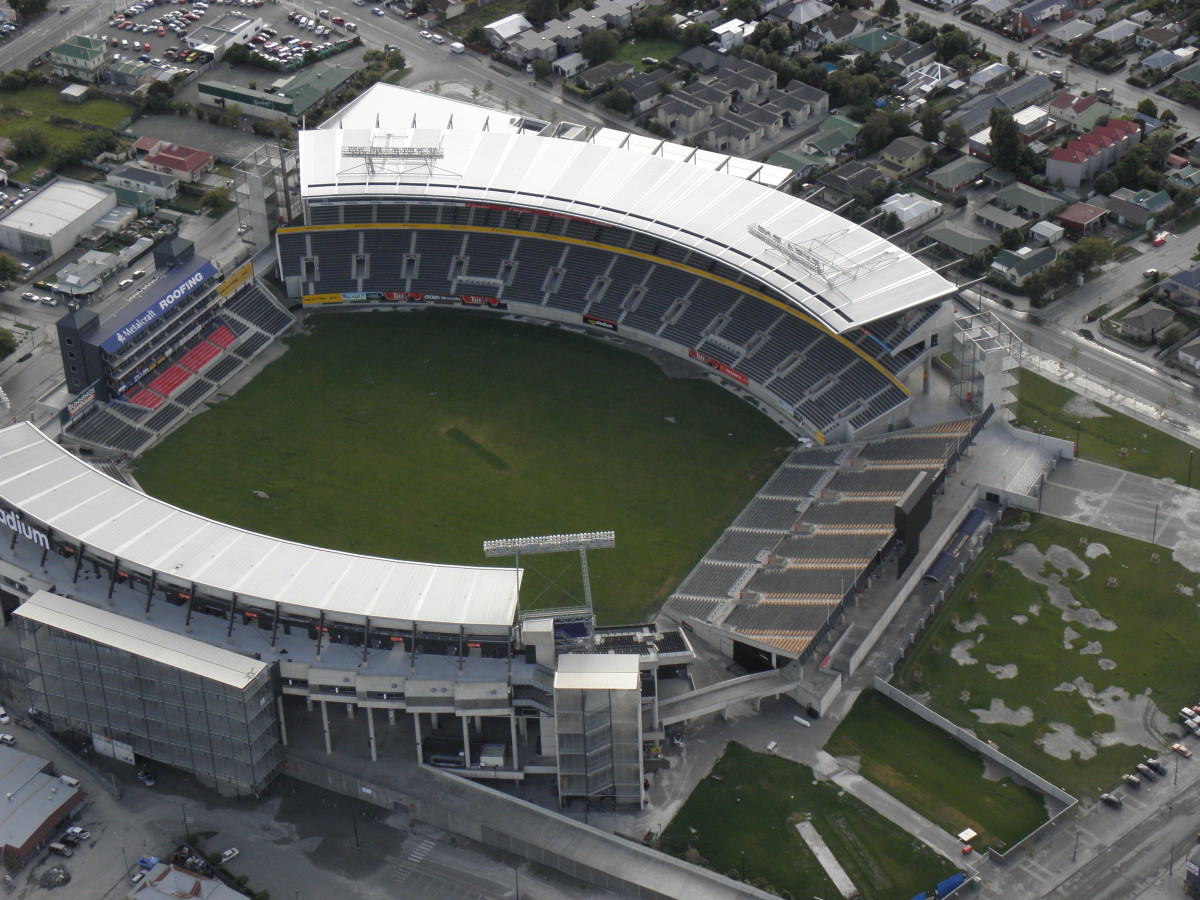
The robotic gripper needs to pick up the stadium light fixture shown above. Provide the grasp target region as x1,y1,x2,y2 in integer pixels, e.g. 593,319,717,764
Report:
482,531,615,557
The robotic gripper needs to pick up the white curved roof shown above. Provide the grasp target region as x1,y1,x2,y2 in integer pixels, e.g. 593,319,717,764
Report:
0,423,520,630
298,120,958,333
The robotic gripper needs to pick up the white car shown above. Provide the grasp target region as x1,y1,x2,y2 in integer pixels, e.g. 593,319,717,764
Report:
0,708,11,725
419,29,431,38
0,735,13,746
219,847,240,864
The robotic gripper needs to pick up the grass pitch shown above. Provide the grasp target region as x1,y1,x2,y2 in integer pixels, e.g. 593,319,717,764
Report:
893,513,1200,797
825,690,1049,851
661,742,953,900
134,311,790,623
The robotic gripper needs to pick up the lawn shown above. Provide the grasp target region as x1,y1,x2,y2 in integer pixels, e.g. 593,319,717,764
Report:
893,512,1200,797
661,741,954,900
0,85,133,175
612,37,686,68
134,311,790,624
826,690,1050,851
1015,368,1197,483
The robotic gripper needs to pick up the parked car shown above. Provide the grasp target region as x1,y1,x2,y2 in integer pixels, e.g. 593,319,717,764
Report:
65,826,90,840
1122,773,1141,788
219,847,239,864
1136,762,1157,781
0,708,11,725
137,770,156,786
418,28,430,38
0,735,14,746
1152,231,1170,246
1173,743,1194,759
1100,793,1123,809
1146,758,1168,776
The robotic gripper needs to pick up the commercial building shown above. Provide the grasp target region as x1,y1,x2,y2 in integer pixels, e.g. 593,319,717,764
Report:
197,63,357,123
17,592,281,797
185,12,261,54
0,745,86,863
0,178,116,260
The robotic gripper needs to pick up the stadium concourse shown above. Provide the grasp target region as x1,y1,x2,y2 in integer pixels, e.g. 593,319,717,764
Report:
274,84,960,445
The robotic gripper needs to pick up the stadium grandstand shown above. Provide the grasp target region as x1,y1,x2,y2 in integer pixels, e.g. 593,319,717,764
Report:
273,84,960,444
55,241,294,456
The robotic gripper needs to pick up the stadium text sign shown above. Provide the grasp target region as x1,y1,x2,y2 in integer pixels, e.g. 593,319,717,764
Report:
101,260,219,353
0,508,50,551
689,349,749,386
217,260,254,300
59,381,99,427
302,291,507,310
582,314,618,333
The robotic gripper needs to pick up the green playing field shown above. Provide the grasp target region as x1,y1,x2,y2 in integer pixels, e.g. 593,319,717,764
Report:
134,310,792,623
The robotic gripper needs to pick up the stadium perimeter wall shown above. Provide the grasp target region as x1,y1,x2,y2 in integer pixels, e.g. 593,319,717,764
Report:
283,753,777,900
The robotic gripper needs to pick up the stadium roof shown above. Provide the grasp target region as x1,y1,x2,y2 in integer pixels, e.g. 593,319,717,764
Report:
16,591,267,689
0,423,522,631
299,87,956,333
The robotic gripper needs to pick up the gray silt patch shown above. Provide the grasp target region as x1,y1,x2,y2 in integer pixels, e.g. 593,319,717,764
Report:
986,663,1018,680
1098,658,1118,670
1041,723,1096,761
1085,686,1161,749
951,638,979,665
971,698,1033,726
1007,542,1115,631
1063,626,1080,649
1079,641,1103,655
1175,538,1200,573
1012,614,1028,625
955,614,989,633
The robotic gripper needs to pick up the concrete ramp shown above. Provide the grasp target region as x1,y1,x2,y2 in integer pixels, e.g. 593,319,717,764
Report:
658,669,796,727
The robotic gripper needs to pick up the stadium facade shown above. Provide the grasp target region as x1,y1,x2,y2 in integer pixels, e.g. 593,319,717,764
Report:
1,85,976,806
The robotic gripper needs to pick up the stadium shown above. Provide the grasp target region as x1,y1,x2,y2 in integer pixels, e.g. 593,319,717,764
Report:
0,84,978,823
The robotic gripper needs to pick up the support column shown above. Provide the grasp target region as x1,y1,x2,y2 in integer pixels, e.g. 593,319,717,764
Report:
510,713,519,770
474,715,482,731
367,706,377,763
413,711,423,761
431,713,439,729
277,696,289,747
320,700,331,755
387,707,396,725
305,696,313,712
461,715,471,766
346,702,354,718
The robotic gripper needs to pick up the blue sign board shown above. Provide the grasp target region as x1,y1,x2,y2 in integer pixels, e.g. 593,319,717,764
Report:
99,258,219,354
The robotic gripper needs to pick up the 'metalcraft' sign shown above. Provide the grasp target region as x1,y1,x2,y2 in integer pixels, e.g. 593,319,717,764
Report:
100,260,219,353
0,508,50,550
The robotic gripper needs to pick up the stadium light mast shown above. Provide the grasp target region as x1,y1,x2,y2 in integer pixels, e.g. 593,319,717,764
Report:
482,531,616,651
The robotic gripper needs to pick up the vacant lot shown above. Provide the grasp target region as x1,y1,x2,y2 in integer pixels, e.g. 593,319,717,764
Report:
894,512,1200,797
661,741,952,900
0,84,133,174
135,311,790,623
1015,368,1195,483
826,690,1050,850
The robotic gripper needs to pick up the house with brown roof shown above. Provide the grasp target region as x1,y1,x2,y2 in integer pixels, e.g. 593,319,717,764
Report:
135,138,215,182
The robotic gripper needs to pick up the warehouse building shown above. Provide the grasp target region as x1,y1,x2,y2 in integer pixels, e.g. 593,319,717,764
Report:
0,745,86,863
0,178,116,261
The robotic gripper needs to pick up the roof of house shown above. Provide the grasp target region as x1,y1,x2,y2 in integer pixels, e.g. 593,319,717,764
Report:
52,34,105,61
1056,201,1107,226
892,40,936,68
817,10,861,39
1138,25,1178,44
848,27,901,53
143,142,214,174
1143,48,1180,69
880,192,941,222
802,114,861,153
1095,194,1155,224
949,75,1057,131
107,164,178,189
883,135,930,160
977,205,1029,231
927,155,991,187
1094,19,1138,41
993,244,1055,275
976,0,1014,13
1121,301,1175,330
993,182,1062,216
579,60,634,85
1048,91,1097,115
817,161,885,195
924,223,994,254
1177,60,1200,85
1050,19,1093,41
1166,264,1200,291
970,62,1012,85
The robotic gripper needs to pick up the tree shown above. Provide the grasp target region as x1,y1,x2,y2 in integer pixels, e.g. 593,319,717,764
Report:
906,19,936,43
200,185,230,211
880,0,899,16
934,27,970,63
11,0,48,17
0,254,19,285
919,103,941,143
580,30,618,64
220,102,243,129
1161,108,1177,125
943,120,966,150
1093,170,1119,195
1137,97,1158,118
600,86,632,114
858,108,906,154
724,0,761,22
988,107,1022,172
1001,227,1024,250
531,57,551,79
1143,128,1175,168
681,22,713,46
1023,272,1050,306
1006,51,1020,69
524,0,558,27
10,126,47,160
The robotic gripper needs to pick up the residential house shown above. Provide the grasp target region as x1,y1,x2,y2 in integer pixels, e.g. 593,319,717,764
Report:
105,165,178,202
816,161,887,204
1118,301,1175,342
924,222,995,255
1046,118,1140,188
763,82,829,127
888,41,937,78
508,28,560,63
1176,60,1200,87
712,18,753,50
107,58,156,88
926,156,991,193
900,62,958,99
804,11,865,48
623,69,681,116
1046,92,1119,132
539,19,582,54
993,182,1064,219
1094,187,1171,231
1141,48,1196,76
1011,0,1075,38
1044,18,1093,48
50,35,107,83
975,204,1029,233
1168,165,1200,191
974,0,1015,23
706,115,760,155
848,28,902,55
656,93,712,139
1136,24,1180,51
798,114,861,162
767,0,834,30
990,245,1057,286
1092,19,1138,49
947,75,1059,133
1055,200,1108,235
1162,263,1200,306
767,148,825,180
1177,335,1200,371
968,106,1054,159
877,136,932,178
552,53,589,77
880,192,942,228
969,62,1012,93
136,138,215,182
483,13,532,49
578,61,633,89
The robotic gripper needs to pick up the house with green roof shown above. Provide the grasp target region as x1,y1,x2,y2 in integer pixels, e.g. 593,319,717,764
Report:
50,35,107,83
766,149,825,180
197,63,357,123
798,114,862,162
1174,60,1200,86
926,155,991,194
990,245,1056,287
992,182,1065,219
925,222,995,255
848,28,902,55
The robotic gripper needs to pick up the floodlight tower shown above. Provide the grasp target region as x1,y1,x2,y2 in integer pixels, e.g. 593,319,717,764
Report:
482,531,615,651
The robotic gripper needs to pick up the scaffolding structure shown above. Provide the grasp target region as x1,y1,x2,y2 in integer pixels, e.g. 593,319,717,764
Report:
233,143,299,245
950,310,1022,421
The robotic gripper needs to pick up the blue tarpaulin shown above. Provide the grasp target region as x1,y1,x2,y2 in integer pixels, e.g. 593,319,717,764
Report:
936,872,966,898
924,508,988,582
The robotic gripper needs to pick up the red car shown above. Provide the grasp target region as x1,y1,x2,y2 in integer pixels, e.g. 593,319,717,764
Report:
1152,231,1170,247
157,27,165,35
331,15,344,23
403,9,416,16
143,41,151,50
299,39,312,46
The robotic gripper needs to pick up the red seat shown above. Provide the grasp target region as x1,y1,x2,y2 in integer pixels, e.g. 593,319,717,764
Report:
208,324,237,348
128,389,164,410
147,365,192,398
178,341,221,372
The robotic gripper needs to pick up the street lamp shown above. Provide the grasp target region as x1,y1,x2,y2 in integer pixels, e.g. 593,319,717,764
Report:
1188,450,1193,490
1074,420,1080,453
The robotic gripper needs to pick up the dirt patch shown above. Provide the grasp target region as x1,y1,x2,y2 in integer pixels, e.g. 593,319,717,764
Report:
1079,641,1102,655
955,614,989,633
1028,604,1041,616
1173,538,1200,574
986,663,1019,680
1041,723,1097,761
1008,543,1115,630
1063,626,1080,649
1012,614,1028,625
1064,396,1109,419
972,698,1033,726
1084,686,1161,750
1084,543,1110,559
951,638,980,665
1098,658,1118,670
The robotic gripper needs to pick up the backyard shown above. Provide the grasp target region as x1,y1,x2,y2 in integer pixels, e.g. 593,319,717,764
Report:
892,512,1200,797
825,690,1051,851
661,741,954,900
0,84,133,175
